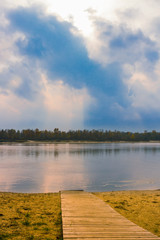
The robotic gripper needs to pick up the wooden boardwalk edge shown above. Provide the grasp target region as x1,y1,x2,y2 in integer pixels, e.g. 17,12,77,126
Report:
61,190,160,240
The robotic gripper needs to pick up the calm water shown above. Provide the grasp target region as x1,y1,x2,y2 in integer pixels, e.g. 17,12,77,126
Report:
0,142,160,193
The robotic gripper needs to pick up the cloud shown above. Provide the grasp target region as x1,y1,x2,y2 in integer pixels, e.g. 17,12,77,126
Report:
1,4,160,130
84,13,160,129
88,15,159,66
5,6,131,128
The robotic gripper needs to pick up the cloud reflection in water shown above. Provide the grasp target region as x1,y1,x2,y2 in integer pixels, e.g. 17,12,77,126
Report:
0,142,160,192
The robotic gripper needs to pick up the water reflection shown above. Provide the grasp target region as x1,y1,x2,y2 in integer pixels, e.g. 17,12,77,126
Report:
0,142,160,192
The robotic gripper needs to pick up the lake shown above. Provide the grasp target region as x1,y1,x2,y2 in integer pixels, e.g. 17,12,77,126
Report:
0,142,160,193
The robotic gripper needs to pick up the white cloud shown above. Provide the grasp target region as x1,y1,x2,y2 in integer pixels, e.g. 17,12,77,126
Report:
0,70,93,130
41,73,93,130
0,30,24,72
2,0,160,38
127,60,160,111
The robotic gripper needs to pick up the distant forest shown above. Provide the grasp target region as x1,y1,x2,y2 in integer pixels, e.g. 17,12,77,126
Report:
0,128,160,142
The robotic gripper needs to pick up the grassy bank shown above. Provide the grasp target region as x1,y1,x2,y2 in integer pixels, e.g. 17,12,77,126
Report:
0,190,160,239
0,192,62,240
94,190,160,237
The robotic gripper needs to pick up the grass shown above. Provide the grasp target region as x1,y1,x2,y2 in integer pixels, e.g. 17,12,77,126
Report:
94,190,160,237
0,190,160,239
0,192,62,240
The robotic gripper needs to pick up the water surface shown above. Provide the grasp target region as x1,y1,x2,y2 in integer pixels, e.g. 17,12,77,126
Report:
0,142,160,192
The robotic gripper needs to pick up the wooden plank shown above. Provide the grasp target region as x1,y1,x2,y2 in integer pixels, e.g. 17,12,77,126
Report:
61,191,160,240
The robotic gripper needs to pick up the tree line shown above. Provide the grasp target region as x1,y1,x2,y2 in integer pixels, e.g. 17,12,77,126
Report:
0,128,160,142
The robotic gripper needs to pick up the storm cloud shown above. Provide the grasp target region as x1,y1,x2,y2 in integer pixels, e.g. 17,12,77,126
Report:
1,4,160,130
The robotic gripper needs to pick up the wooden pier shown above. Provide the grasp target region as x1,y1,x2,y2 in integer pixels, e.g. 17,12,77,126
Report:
61,190,160,240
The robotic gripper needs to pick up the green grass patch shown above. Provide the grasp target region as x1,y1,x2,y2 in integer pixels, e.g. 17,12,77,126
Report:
94,190,160,237
0,192,62,240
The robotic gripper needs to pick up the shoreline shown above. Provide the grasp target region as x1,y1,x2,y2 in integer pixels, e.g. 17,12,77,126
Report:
0,189,160,194
1,140,160,143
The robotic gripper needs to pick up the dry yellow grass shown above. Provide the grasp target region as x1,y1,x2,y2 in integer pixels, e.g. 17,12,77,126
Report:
94,190,160,237
1,190,160,239
0,192,62,240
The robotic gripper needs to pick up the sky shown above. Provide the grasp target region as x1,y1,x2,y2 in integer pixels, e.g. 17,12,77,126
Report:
1,0,160,131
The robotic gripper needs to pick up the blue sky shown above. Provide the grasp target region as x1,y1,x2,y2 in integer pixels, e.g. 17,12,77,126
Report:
1,0,160,131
